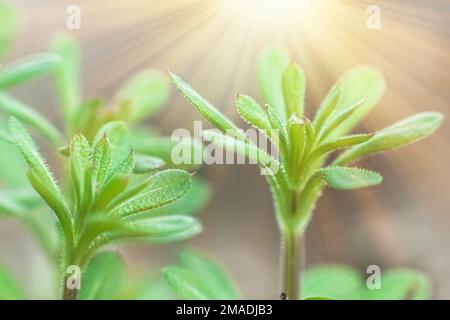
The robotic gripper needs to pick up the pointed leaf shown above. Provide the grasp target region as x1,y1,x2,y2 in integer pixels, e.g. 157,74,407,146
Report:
94,121,132,174
105,215,201,243
111,169,192,217
313,81,342,132
335,112,444,165
0,92,62,147
116,70,169,122
282,63,305,117
150,177,210,216
318,99,364,141
79,251,125,300
333,66,385,135
258,47,289,120
314,166,382,190
311,133,373,159
9,118,68,212
236,94,271,132
202,130,279,171
92,134,112,188
170,72,244,139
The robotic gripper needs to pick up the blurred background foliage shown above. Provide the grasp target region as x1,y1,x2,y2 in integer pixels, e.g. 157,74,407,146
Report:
0,0,449,299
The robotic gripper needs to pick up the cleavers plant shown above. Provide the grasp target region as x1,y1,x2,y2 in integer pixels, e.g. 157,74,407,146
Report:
0,1,206,300
170,47,443,300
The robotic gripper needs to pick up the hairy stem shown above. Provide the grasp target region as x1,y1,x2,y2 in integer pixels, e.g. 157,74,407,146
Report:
281,230,302,300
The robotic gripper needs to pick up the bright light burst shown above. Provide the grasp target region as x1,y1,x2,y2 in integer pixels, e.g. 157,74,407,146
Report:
226,0,310,21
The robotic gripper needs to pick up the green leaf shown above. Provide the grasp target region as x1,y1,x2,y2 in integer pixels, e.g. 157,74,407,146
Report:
0,265,25,299
0,92,62,147
9,118,68,211
52,33,81,130
125,275,174,300
0,53,61,88
364,269,430,300
9,118,71,232
70,132,91,207
0,116,28,186
94,176,129,211
302,265,363,300
0,187,41,217
236,94,271,132
133,154,165,174
318,99,365,141
258,47,289,121
92,133,112,188
150,177,210,216
311,133,373,159
304,296,334,300
314,166,382,190
170,72,244,139
179,249,239,299
202,130,278,171
335,112,444,165
313,81,342,133
163,266,210,300
111,169,192,218
94,121,131,170
0,0,18,59
282,63,305,117
116,70,169,122
107,148,135,181
106,215,201,243
79,251,125,300
332,66,385,135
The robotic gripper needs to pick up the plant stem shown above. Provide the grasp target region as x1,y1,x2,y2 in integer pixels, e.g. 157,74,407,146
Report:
63,282,78,300
281,230,302,300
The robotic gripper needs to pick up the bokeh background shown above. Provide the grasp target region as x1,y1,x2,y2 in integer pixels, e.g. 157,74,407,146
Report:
0,0,449,299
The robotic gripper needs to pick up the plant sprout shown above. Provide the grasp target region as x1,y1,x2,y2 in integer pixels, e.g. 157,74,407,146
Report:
170,47,443,300
0,1,207,300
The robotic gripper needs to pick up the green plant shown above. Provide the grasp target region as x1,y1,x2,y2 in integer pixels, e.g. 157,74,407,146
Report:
170,47,443,299
163,249,240,300
0,1,208,300
160,254,430,300
7,118,201,299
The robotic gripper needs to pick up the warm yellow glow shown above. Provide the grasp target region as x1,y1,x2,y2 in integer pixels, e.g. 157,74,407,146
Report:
225,0,309,21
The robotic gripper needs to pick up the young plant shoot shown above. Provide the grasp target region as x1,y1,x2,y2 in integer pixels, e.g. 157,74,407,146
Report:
171,47,443,300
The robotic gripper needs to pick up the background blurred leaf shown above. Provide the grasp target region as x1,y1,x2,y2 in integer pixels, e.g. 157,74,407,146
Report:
0,53,61,89
0,0,18,59
79,251,125,300
258,47,289,121
116,70,169,122
52,33,81,131
363,269,431,300
164,249,239,300
0,92,62,147
0,265,25,299
302,265,363,300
